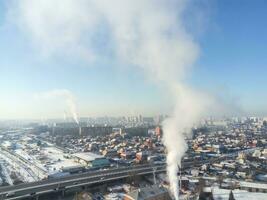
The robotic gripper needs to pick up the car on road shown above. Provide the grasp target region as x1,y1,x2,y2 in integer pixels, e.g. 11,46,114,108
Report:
6,192,15,197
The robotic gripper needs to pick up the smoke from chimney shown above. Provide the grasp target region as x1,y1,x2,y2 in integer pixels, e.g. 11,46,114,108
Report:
35,89,79,125
79,126,82,136
9,1,214,199
162,86,210,199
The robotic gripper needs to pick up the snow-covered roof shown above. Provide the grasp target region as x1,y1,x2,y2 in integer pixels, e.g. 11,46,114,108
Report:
212,187,267,200
239,181,267,189
72,152,103,162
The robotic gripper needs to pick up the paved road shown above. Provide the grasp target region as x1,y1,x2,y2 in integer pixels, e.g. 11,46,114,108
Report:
0,164,166,200
0,157,224,200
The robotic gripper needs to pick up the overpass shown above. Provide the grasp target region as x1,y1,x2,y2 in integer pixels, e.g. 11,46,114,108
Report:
0,157,224,200
0,164,166,200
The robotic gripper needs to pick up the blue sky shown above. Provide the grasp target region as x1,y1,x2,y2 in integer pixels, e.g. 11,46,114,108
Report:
191,0,267,114
0,0,267,119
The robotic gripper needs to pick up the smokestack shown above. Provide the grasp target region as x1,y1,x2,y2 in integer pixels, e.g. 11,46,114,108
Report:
35,89,80,125
79,126,82,136
52,123,56,135
63,110,67,122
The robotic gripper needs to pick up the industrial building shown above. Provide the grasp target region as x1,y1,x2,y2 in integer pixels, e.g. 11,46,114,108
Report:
72,152,110,168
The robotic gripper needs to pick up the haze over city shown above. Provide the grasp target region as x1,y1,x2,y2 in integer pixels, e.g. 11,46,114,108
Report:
0,0,267,119
0,1,267,200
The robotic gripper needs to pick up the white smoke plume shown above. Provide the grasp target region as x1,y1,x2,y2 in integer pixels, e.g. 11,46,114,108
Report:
8,1,211,199
163,86,211,199
35,89,79,124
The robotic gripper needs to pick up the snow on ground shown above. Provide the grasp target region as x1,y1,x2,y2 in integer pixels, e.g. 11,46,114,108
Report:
16,147,78,174
0,134,83,183
40,147,81,173
239,181,267,190
0,162,13,185
0,150,36,183
14,149,47,173
0,144,81,183
9,148,47,179
212,187,267,200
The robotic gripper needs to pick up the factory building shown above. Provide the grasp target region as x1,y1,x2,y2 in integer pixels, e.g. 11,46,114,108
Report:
72,152,110,168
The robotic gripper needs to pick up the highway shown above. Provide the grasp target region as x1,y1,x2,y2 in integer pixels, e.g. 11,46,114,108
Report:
0,164,166,200
0,157,224,200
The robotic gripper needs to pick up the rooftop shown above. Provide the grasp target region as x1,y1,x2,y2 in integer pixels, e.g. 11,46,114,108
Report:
239,181,267,190
72,152,103,162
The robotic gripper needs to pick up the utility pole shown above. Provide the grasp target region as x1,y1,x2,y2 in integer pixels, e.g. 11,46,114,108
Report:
179,166,182,193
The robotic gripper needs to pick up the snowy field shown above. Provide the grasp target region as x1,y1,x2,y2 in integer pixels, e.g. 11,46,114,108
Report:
0,133,86,185
40,146,82,172
0,143,83,184
14,145,82,173
0,149,37,183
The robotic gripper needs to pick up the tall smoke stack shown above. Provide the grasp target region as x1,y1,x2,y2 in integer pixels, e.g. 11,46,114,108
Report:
52,123,56,135
63,110,67,122
35,89,80,125
79,126,82,136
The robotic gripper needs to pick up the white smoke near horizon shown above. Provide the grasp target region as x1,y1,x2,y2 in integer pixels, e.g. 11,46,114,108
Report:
35,89,79,124
8,1,212,199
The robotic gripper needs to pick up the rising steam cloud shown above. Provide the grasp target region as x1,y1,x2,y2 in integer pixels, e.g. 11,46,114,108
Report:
163,86,211,199
8,1,210,199
35,89,79,124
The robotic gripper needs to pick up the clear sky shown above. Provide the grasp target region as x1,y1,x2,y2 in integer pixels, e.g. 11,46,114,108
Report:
0,0,267,119
191,0,267,115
